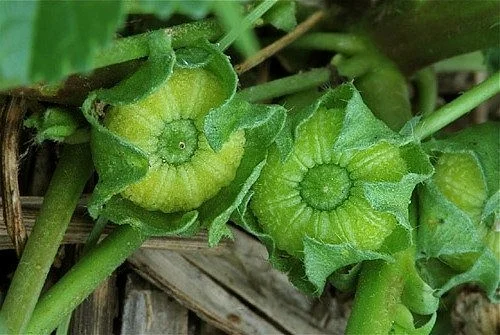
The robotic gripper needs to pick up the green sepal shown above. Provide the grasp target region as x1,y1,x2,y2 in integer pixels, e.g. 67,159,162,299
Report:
24,108,89,144
437,248,499,302
203,102,287,246
95,31,175,105
204,97,282,152
328,263,362,292
417,122,500,300
83,92,149,218
175,46,213,69
85,39,276,242
303,238,393,294
390,304,436,335
423,122,499,199
99,196,198,237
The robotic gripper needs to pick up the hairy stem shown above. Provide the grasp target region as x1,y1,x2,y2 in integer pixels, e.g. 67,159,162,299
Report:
0,144,93,334
25,225,147,335
414,71,500,140
346,254,406,334
414,67,438,116
93,19,223,69
291,32,367,55
237,68,331,102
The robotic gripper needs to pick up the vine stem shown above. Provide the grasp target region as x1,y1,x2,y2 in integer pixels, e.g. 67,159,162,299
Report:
414,71,500,140
93,19,223,69
0,144,93,334
414,67,438,116
25,225,147,335
290,32,367,55
237,68,331,102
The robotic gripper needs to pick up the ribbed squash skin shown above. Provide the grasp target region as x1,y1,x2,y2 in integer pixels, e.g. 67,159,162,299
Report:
251,107,407,256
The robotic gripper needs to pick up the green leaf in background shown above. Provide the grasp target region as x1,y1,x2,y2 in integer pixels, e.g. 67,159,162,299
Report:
484,47,500,73
262,0,297,32
0,0,125,90
418,122,500,301
127,0,213,20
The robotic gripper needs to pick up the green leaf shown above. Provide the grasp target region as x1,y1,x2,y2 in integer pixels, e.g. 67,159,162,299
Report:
0,0,125,89
24,108,89,144
484,47,500,73
262,0,297,32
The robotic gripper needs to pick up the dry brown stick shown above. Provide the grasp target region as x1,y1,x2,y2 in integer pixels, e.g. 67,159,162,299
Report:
1,97,28,257
0,196,229,252
235,10,326,75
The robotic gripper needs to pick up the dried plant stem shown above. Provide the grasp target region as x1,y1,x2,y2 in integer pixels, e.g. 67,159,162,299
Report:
235,10,326,75
0,97,28,257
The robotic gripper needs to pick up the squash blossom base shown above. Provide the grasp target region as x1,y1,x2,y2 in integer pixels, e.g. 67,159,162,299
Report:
251,107,407,256
105,68,245,213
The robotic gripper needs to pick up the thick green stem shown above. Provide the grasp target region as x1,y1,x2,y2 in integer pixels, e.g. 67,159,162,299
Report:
414,67,438,116
414,71,500,140
346,256,406,335
237,68,331,102
93,19,223,69
25,225,147,335
291,32,367,54
0,144,93,334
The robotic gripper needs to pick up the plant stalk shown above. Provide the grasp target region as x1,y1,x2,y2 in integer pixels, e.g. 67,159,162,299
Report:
414,71,500,140
0,144,93,334
346,254,406,334
25,225,147,335
414,67,438,116
237,68,331,102
291,32,367,55
93,19,224,69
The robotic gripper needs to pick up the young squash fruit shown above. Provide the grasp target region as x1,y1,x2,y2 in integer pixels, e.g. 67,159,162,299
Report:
83,37,287,242
251,106,407,257
418,122,500,301
104,67,245,213
239,83,433,293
